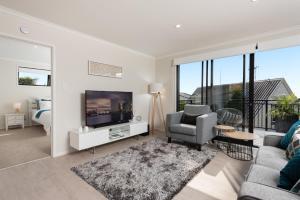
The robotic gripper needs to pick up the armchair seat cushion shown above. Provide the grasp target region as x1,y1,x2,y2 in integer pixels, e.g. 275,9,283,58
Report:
169,124,196,136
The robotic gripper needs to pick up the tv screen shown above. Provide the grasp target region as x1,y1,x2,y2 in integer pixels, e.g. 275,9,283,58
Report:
85,90,133,128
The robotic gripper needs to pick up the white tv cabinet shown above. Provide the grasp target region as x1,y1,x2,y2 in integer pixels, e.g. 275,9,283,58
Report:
69,121,148,151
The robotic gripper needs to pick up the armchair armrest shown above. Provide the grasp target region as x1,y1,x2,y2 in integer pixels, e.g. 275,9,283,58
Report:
238,182,300,200
166,111,183,135
196,112,217,144
263,133,285,147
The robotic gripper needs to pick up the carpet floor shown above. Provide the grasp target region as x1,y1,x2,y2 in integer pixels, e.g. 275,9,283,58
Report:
72,139,218,200
0,126,50,169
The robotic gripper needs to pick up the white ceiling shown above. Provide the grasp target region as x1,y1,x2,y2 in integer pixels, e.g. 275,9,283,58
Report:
0,0,299,57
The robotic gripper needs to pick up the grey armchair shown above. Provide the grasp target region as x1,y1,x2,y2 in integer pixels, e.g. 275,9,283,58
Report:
166,104,217,150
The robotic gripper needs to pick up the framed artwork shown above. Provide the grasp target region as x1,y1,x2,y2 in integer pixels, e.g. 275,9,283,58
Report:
88,61,122,78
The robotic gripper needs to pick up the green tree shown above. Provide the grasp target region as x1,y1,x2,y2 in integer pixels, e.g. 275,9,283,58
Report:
19,77,37,85
225,88,243,111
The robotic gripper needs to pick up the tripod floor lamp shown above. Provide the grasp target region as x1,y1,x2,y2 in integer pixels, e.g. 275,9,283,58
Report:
149,83,166,134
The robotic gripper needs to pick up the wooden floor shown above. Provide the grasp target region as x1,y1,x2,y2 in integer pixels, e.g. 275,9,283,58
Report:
0,126,51,169
0,132,251,200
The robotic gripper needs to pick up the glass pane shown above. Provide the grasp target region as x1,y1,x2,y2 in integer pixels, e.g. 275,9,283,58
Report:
179,62,202,110
256,46,300,97
18,67,51,86
213,55,244,111
254,45,300,131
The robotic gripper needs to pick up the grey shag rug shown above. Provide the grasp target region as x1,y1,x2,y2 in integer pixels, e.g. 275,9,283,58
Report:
71,139,218,200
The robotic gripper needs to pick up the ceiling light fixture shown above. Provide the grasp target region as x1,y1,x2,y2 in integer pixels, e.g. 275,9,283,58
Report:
175,24,181,28
19,26,30,34
251,0,258,2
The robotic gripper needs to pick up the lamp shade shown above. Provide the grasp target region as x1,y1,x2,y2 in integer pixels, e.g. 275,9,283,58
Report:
13,102,22,112
149,83,163,94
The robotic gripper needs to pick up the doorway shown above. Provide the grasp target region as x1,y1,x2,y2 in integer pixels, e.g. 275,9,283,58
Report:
0,35,53,169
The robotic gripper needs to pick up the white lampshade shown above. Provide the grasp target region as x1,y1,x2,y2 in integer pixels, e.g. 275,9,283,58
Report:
13,102,22,112
149,83,163,94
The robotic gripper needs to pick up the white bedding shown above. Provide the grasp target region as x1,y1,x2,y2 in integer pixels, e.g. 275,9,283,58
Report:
32,109,51,135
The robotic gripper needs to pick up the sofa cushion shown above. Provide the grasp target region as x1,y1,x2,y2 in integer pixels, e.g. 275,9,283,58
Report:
239,182,300,200
169,124,196,136
280,121,300,149
255,146,288,171
278,150,300,190
291,179,300,194
286,133,300,160
246,164,280,188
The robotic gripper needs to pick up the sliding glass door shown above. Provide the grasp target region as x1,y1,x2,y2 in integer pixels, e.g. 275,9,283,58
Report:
176,45,300,133
177,62,202,111
253,46,300,131
176,54,254,132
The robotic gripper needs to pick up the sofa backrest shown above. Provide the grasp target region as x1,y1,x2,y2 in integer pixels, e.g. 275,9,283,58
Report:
184,104,210,115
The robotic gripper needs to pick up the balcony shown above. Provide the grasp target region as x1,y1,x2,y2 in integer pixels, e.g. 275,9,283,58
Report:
179,99,300,133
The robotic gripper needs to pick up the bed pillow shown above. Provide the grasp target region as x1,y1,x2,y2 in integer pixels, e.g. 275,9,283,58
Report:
278,150,300,190
39,100,51,110
280,120,300,149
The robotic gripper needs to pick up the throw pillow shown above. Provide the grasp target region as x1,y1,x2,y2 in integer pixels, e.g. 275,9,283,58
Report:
180,113,200,125
291,179,300,194
278,150,300,190
286,133,300,160
280,120,300,149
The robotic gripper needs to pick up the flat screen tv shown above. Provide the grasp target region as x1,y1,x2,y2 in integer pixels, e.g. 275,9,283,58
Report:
85,90,133,128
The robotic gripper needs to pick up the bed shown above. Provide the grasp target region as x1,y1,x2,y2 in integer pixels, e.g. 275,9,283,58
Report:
28,98,51,135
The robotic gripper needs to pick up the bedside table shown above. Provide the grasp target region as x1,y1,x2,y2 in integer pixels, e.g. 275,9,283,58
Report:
5,113,25,131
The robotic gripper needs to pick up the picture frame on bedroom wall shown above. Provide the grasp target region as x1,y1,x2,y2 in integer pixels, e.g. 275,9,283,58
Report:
88,60,123,79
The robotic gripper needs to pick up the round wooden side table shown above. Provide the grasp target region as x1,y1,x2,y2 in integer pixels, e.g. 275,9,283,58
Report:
214,125,235,135
213,125,235,150
223,131,259,161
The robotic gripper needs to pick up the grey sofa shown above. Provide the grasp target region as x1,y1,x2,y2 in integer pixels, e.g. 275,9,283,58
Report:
238,134,300,200
166,104,217,150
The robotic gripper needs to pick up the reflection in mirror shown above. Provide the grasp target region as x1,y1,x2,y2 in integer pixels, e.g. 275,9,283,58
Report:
0,35,52,169
18,67,51,86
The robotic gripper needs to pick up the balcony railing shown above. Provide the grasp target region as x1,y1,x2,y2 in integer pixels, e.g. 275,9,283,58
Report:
179,99,300,131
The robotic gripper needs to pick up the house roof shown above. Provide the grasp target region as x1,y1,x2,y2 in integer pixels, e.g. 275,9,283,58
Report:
192,78,293,100
180,92,191,100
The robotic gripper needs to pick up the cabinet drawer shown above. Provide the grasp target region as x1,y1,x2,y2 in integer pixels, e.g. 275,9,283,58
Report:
15,116,24,120
7,116,24,120
7,119,23,125
7,116,15,121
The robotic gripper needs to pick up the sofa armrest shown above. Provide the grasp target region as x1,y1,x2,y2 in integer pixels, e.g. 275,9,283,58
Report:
263,133,285,147
166,112,183,135
238,182,300,200
196,112,217,144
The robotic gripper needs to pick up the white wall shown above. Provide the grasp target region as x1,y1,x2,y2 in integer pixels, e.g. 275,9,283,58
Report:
0,36,51,66
0,9,155,157
0,59,51,129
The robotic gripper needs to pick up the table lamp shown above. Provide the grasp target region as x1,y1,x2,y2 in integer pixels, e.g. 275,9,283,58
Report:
14,102,22,113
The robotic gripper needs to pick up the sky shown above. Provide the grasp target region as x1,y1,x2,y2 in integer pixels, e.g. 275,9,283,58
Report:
180,45,300,97
19,72,49,86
